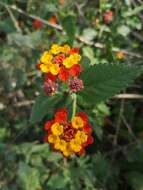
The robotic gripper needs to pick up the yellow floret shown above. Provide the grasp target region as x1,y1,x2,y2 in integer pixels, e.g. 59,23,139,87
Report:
63,150,71,157
71,116,84,129
48,134,59,143
62,148,72,157
50,44,61,55
50,64,60,75
54,139,67,151
40,51,53,64
63,57,75,69
51,122,64,136
61,44,70,54
40,63,51,73
70,139,81,152
70,53,81,62
75,131,88,143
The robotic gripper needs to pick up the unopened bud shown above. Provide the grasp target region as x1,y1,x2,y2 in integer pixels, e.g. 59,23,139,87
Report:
44,79,58,96
69,78,84,93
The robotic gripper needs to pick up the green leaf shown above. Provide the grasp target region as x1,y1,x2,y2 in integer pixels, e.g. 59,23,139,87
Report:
124,5,143,17
30,93,61,124
82,46,97,65
46,152,63,162
92,152,110,179
0,127,9,141
79,56,91,70
94,123,103,140
81,28,97,43
0,19,15,33
8,31,43,48
47,173,68,189
18,162,41,190
14,69,27,87
126,17,142,30
96,102,110,115
79,64,142,104
127,171,143,190
61,15,76,44
117,25,130,37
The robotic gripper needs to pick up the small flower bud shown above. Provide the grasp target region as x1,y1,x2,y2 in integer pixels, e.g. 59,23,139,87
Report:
103,10,113,24
32,19,43,29
44,79,58,96
69,78,84,93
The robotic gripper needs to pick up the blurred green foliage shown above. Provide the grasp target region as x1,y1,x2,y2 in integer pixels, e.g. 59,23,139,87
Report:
1,0,143,189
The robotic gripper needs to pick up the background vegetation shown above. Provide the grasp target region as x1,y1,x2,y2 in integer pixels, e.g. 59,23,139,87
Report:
1,0,143,189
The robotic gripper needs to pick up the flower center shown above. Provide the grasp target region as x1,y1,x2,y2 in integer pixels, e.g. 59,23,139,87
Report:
63,125,76,141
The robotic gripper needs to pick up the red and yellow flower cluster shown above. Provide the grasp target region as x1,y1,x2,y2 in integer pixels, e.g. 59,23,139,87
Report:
44,108,94,157
37,44,82,82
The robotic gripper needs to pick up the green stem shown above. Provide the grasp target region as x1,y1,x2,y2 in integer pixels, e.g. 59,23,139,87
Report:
72,93,77,118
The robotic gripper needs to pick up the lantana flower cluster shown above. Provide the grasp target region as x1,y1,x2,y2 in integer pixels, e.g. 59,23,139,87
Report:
44,108,94,157
37,44,84,95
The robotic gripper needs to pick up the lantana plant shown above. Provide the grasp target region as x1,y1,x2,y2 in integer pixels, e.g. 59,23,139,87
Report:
36,44,93,157
32,43,141,158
